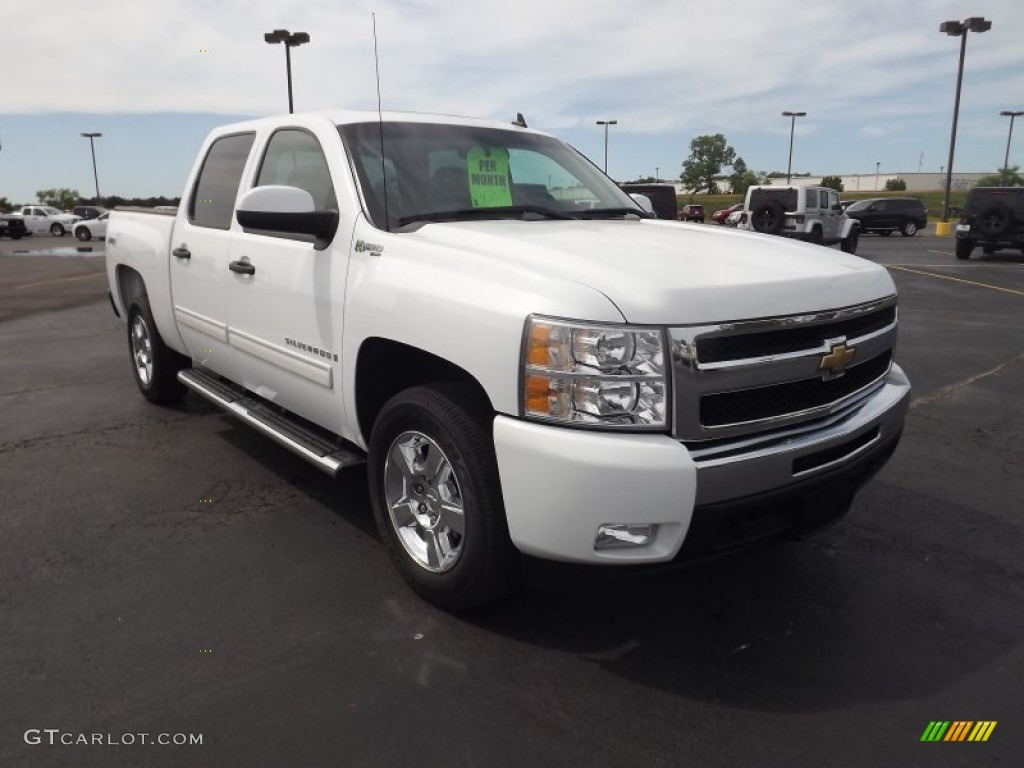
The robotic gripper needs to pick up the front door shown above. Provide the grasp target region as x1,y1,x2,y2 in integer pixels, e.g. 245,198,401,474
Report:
226,127,350,433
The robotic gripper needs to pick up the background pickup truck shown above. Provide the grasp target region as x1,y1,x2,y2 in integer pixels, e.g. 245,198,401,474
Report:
106,109,910,609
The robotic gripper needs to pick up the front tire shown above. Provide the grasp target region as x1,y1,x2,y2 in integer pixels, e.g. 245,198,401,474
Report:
368,384,520,610
901,221,918,237
840,228,859,254
126,295,189,404
955,239,973,260
75,227,91,241
50,223,65,236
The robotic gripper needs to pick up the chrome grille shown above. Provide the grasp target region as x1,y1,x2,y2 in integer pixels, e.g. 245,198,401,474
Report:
670,297,898,442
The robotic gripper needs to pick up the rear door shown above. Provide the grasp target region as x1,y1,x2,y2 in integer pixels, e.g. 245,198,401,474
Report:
169,131,256,379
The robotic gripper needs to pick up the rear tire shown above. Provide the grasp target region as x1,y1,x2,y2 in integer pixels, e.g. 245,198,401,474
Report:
367,384,521,610
75,227,91,241
50,223,65,237
126,295,189,404
807,227,823,245
955,239,973,260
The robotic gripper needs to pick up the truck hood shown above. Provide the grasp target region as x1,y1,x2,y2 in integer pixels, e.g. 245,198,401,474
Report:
410,219,895,324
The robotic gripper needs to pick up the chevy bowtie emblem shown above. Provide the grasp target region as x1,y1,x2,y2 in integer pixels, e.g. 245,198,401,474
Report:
819,339,856,378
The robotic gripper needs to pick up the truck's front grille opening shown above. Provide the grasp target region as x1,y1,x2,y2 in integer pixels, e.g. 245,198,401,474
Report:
696,305,895,364
699,352,892,428
792,426,879,475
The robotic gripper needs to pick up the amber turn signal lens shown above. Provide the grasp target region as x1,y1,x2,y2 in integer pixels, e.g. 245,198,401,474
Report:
526,323,550,367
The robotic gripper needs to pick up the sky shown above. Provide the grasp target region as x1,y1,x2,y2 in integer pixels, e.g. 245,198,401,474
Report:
1,0,1022,205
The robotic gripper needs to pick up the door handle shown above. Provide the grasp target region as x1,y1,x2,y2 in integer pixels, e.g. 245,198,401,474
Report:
229,260,255,275
172,245,191,260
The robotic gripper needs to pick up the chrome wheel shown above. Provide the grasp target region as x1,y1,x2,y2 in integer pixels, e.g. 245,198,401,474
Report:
50,223,65,236
130,315,154,386
384,430,465,573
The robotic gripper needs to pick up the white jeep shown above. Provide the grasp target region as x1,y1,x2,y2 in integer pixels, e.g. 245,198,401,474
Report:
740,185,860,253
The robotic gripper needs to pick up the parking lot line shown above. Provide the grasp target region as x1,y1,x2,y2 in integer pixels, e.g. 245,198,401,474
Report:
14,272,106,291
911,352,1024,411
886,265,1024,297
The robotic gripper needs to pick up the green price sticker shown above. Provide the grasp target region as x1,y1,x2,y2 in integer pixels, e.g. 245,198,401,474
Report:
467,147,512,208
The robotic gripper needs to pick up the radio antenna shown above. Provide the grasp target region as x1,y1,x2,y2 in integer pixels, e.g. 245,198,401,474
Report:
372,13,390,231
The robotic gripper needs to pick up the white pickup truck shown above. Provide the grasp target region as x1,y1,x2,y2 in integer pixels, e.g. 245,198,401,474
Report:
106,110,910,609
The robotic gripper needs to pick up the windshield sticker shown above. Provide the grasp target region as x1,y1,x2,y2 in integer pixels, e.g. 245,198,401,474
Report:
467,147,512,208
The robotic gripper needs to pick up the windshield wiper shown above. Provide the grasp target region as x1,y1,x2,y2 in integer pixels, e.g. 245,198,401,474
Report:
577,207,650,219
397,205,574,227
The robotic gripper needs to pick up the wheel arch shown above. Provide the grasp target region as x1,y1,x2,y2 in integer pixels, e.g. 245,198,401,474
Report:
115,265,147,315
354,338,494,445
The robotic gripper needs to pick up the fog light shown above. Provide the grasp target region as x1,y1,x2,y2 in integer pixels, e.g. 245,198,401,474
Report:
595,524,659,550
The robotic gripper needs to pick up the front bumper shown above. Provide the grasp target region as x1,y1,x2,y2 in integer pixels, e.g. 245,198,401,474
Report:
493,364,909,565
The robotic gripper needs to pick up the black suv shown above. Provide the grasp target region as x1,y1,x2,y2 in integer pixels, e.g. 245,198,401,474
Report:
844,197,927,237
955,187,1024,259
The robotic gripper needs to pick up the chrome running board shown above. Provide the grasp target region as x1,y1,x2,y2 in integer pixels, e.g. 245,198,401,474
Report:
178,368,365,476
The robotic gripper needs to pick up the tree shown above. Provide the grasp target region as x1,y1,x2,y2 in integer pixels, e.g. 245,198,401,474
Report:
884,178,907,191
0,196,16,212
680,134,736,194
820,175,844,192
975,165,1023,187
36,188,81,209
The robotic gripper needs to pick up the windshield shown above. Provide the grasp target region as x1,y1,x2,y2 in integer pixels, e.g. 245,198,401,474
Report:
43,206,63,215
338,121,643,230
845,200,873,212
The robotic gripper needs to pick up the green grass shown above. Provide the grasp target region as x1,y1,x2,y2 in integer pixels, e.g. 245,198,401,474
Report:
677,189,968,223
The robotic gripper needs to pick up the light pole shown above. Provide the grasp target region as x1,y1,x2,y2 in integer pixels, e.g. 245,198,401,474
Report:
1000,110,1023,185
595,119,617,174
80,132,102,204
939,16,991,223
782,111,806,184
655,166,659,183
875,161,880,189
264,29,310,114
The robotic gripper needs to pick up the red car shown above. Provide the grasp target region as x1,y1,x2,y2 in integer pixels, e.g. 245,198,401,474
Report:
679,204,705,223
712,203,744,225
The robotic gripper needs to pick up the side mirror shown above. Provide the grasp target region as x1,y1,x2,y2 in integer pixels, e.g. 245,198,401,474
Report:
629,193,655,216
235,185,339,250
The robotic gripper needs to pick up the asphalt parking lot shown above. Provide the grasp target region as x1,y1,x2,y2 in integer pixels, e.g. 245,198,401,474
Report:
1,230,1022,767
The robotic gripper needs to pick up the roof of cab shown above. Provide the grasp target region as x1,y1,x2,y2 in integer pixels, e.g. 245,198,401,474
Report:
208,109,545,136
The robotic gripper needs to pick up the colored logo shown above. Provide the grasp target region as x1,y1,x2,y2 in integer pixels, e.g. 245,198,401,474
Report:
920,721,997,742
819,338,856,378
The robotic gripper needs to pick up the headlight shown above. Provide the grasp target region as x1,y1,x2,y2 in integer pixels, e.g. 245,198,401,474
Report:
521,316,668,429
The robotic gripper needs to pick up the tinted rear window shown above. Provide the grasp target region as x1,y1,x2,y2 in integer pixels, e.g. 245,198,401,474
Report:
189,132,256,229
748,188,798,212
967,188,1024,214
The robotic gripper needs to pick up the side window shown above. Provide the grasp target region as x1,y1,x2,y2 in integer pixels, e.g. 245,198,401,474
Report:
827,190,839,209
874,201,888,212
818,190,829,209
256,129,337,211
189,132,255,229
